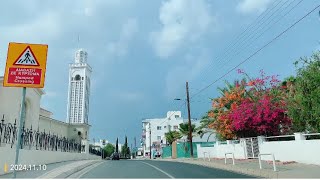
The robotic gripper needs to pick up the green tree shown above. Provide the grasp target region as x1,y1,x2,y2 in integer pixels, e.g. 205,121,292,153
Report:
121,136,129,158
103,143,115,158
287,52,320,132
178,123,196,141
164,131,182,145
116,138,119,153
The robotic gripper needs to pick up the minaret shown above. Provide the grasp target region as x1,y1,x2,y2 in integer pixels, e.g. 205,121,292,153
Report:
67,49,92,124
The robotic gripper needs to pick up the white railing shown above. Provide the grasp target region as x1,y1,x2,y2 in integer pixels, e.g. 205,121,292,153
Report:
224,153,235,165
264,135,295,142
302,133,320,137
264,135,295,139
258,153,277,171
203,152,211,161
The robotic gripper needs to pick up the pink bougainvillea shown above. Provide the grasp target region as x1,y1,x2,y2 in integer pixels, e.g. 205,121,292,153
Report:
208,69,292,139
229,95,291,137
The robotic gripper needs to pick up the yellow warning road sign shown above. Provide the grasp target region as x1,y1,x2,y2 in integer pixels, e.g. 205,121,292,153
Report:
3,42,48,88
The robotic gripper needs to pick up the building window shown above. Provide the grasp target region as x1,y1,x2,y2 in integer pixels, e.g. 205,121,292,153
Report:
157,136,161,140
175,115,180,118
75,74,81,81
173,125,178,130
164,126,167,128
157,126,161,130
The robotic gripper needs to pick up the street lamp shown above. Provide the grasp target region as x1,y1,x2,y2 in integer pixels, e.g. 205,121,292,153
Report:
149,123,152,159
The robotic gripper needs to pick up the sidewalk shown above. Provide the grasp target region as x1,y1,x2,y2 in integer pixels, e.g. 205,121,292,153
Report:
157,158,320,178
36,159,101,179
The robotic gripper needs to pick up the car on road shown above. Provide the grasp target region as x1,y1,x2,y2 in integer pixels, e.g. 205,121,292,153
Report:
110,152,120,160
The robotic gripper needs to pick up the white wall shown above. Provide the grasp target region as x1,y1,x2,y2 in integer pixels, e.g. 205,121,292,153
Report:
0,146,100,175
197,141,246,159
196,133,320,166
38,115,69,137
0,82,43,130
259,139,320,165
197,144,216,158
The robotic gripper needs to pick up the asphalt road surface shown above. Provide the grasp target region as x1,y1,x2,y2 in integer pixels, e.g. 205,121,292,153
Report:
80,160,257,178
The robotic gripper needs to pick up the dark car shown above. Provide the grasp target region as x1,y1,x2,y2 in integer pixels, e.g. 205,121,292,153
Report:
110,152,120,160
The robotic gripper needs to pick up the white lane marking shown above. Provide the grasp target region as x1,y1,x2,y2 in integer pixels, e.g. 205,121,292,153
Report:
76,161,105,178
140,161,174,179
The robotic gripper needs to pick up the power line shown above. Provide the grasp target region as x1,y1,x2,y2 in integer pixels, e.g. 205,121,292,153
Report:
187,0,303,119
161,1,288,122
191,3,320,100
211,0,300,71
196,0,303,102
195,0,290,84
193,0,303,100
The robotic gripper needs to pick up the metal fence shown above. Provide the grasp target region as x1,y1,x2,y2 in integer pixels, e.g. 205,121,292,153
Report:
0,115,84,153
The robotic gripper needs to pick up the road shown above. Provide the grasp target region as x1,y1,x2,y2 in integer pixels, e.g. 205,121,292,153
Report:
78,160,257,178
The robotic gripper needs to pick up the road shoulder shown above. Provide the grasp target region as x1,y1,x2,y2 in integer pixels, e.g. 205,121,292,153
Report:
155,158,320,179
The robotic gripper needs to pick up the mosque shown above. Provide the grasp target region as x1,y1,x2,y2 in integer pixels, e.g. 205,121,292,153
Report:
0,48,92,153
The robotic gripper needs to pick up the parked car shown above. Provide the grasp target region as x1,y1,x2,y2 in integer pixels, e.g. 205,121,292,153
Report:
110,152,120,160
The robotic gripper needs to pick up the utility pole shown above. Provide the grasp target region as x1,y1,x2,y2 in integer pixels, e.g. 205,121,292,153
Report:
149,123,152,159
101,147,103,159
134,137,137,156
186,82,194,158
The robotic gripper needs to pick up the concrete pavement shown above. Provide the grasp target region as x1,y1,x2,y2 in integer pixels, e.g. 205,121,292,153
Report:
37,160,101,179
157,158,320,178
0,160,80,179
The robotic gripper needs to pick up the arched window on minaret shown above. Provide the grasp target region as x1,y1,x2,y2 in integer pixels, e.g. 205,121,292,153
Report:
75,75,81,81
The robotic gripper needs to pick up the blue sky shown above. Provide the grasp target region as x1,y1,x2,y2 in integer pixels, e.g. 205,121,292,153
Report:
1,0,319,146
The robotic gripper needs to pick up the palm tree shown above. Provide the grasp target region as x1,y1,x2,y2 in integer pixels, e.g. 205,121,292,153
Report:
197,115,216,142
164,131,182,145
178,123,196,141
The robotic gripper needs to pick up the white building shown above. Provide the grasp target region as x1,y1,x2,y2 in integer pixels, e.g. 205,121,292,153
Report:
67,49,92,124
141,111,185,156
92,139,109,149
0,77,90,152
0,48,99,175
90,139,123,154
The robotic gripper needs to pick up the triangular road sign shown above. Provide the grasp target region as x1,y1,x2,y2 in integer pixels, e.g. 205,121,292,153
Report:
13,46,40,66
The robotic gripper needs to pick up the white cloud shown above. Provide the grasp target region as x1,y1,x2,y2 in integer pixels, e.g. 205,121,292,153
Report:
237,0,273,14
165,50,211,98
150,0,215,58
1,12,61,43
106,18,139,58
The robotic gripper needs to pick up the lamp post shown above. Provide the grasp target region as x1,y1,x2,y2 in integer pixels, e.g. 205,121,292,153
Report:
149,123,152,159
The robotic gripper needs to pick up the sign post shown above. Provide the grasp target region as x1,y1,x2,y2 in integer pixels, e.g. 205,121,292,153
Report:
2,42,48,178
13,87,26,178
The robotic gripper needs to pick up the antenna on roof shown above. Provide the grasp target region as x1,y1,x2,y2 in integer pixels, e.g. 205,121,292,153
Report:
77,34,80,49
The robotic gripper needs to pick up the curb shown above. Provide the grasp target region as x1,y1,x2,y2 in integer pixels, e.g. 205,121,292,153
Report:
36,160,101,179
55,160,101,178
